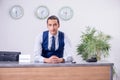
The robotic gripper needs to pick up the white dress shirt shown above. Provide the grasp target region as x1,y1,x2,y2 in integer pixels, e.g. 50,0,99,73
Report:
34,31,73,62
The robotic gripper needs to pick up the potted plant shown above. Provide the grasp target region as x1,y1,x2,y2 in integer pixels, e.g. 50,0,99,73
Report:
77,27,111,62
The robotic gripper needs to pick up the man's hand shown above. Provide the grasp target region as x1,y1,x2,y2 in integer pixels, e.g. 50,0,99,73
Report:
44,55,64,63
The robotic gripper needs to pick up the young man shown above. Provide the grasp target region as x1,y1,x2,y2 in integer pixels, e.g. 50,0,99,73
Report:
34,15,72,63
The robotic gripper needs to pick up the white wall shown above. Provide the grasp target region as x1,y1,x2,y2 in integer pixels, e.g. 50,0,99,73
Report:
0,0,120,79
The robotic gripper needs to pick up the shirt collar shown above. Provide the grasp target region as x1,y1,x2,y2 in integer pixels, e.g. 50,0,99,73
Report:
49,31,58,38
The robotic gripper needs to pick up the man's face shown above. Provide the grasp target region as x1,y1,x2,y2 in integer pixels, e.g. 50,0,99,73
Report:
47,19,59,35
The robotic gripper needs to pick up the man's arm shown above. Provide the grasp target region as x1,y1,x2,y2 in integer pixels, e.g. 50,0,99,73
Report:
63,34,73,62
33,33,44,62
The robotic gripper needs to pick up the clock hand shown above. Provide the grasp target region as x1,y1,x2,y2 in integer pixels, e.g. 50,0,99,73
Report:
15,10,18,17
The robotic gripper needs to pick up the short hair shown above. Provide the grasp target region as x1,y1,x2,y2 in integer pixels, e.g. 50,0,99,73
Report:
47,15,60,24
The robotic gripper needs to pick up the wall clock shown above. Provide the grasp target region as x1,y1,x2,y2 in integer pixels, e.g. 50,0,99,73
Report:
59,7,73,21
35,6,49,20
9,5,24,19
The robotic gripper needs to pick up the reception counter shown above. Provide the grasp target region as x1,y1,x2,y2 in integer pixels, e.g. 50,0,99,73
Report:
0,62,113,80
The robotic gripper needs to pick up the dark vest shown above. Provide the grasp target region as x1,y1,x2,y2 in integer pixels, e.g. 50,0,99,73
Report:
41,31,64,58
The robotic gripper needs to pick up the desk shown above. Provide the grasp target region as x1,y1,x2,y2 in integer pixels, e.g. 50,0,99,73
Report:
0,62,113,80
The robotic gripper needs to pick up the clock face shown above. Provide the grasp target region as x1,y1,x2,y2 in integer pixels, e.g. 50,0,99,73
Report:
59,7,73,21
35,6,49,20
9,5,24,19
